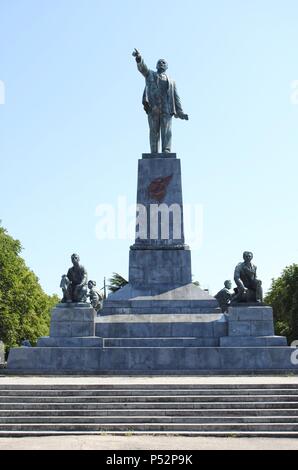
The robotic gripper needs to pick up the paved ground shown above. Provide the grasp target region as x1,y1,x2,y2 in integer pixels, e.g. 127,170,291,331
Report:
0,435,297,450
1,375,298,385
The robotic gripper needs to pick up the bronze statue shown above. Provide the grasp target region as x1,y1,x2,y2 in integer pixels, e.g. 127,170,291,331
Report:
60,274,70,303
233,251,263,303
132,48,188,154
87,280,103,310
215,280,234,313
61,254,88,303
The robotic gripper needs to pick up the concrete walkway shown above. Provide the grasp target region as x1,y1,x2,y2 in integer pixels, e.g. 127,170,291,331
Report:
0,435,297,450
1,375,298,385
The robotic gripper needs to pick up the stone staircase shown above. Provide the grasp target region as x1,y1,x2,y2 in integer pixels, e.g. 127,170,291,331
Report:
0,383,298,436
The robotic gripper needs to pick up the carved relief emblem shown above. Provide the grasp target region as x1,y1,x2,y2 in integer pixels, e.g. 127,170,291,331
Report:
148,174,173,202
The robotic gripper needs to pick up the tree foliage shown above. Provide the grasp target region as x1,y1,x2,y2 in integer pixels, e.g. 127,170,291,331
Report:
108,273,128,293
265,264,298,343
0,224,58,351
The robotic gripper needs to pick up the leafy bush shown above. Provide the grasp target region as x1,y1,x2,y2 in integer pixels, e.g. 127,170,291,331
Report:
0,224,58,352
265,264,298,344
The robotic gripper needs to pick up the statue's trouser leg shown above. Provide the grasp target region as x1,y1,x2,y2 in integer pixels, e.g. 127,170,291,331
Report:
250,280,263,302
233,285,245,302
73,285,80,302
148,113,160,153
161,114,172,153
256,282,263,302
73,285,88,302
81,285,88,302
66,285,73,302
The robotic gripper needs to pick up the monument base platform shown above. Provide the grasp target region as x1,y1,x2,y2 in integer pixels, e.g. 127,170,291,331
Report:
37,336,103,347
6,303,298,374
95,313,227,340
101,283,219,315
6,346,298,374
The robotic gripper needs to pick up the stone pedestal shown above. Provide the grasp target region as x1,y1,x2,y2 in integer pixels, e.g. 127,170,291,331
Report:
129,152,191,291
37,304,102,347
49,304,96,337
6,302,297,373
134,153,185,248
129,247,192,287
102,153,217,315
7,304,103,371
219,306,287,346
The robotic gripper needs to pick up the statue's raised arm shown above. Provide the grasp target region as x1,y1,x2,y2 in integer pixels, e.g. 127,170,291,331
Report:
132,48,141,62
132,48,149,78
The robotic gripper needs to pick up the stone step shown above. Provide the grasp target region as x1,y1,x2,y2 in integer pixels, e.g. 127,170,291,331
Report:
0,416,298,424
100,300,219,312
1,430,298,437
1,384,298,390
1,388,298,396
1,408,297,417
100,308,220,315
95,319,226,339
105,337,287,346
0,383,298,436
220,336,287,347
1,401,297,410
6,369,297,375
7,347,298,373
0,394,298,403
104,338,219,347
0,423,298,432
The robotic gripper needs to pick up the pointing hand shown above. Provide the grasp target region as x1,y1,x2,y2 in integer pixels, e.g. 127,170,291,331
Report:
132,48,141,58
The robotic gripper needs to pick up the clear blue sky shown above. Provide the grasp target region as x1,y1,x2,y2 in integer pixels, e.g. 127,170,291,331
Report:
1,0,298,297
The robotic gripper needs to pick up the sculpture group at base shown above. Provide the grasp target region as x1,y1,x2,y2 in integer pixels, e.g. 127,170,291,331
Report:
215,251,263,312
87,280,102,310
59,249,263,315
60,254,102,310
215,280,233,313
233,251,263,303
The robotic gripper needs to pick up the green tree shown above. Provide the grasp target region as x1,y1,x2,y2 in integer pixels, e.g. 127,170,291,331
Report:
0,224,58,352
265,264,298,343
108,273,128,293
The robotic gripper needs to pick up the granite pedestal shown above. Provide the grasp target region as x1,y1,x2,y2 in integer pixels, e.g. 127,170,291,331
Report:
6,303,297,373
102,153,217,315
37,303,102,348
50,304,96,336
